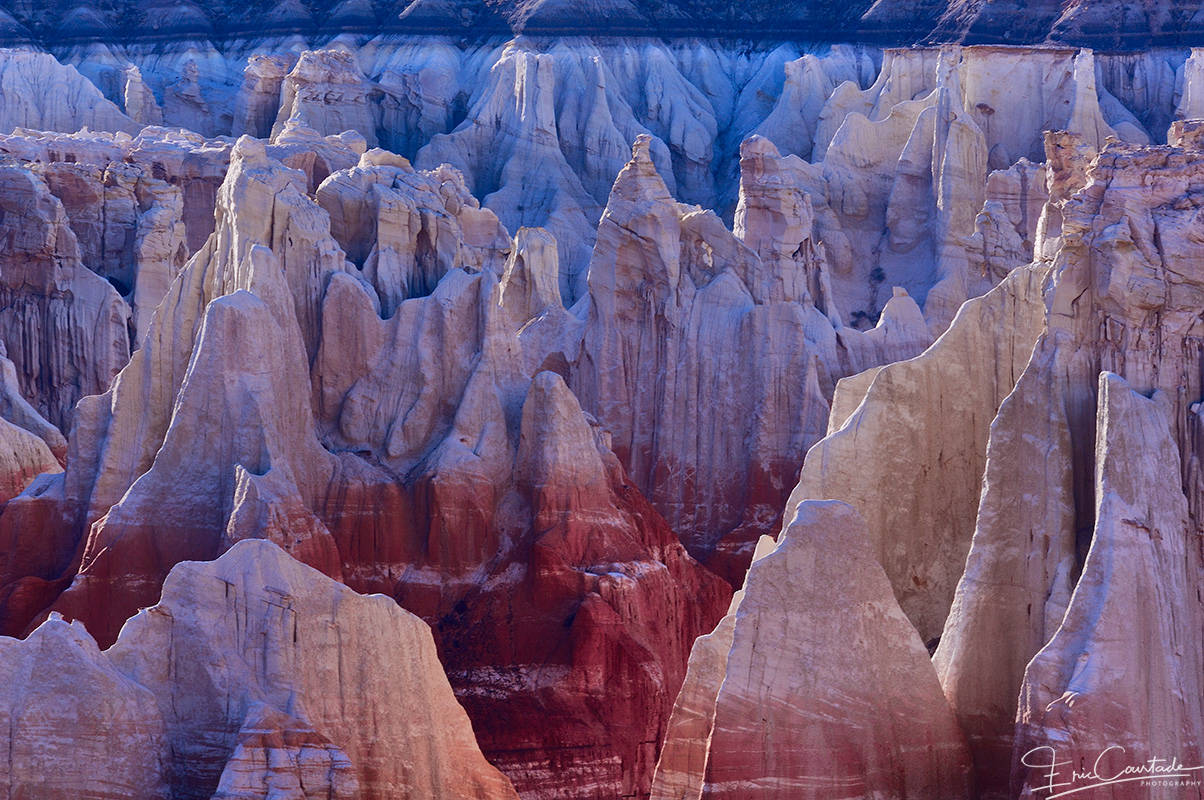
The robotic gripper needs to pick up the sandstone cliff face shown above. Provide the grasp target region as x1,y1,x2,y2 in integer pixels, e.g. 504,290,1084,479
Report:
42,136,353,643
315,149,510,316
33,158,190,343
0,166,130,432
19,38,1134,324
1011,373,1204,800
0,49,139,134
0,417,59,509
109,539,519,800
934,140,1204,798
786,261,1048,644
0,614,168,800
572,134,929,581
781,117,1098,649
309,149,731,798
273,49,380,147
0,38,1171,343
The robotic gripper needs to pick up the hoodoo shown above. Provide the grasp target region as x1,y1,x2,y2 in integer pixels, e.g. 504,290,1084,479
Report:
0,4,1199,799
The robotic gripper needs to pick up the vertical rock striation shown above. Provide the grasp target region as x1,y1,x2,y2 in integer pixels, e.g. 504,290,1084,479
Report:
574,134,930,581
0,166,130,432
650,501,973,799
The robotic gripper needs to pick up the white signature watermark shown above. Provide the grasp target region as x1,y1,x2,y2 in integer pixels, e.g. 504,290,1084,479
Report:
1022,745,1204,798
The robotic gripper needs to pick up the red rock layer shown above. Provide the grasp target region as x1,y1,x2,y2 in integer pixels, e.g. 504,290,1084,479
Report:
0,138,729,800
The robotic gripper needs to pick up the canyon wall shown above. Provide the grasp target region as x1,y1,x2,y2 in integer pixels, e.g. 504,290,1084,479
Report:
0,23,1200,800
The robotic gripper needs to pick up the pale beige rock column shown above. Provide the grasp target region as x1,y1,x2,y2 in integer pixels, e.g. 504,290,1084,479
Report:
122,65,163,126
650,609,738,800
1175,48,1204,127
786,262,1049,643
651,501,972,799
937,139,1204,796
1012,373,1204,798
933,336,1078,799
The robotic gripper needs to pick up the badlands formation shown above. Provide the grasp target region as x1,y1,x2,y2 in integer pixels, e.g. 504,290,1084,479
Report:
0,4,1199,800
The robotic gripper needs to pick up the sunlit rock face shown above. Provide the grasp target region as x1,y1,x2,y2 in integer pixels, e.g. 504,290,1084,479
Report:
0,540,519,800
781,136,1204,798
944,140,1204,799
651,500,974,800
0,12,1200,800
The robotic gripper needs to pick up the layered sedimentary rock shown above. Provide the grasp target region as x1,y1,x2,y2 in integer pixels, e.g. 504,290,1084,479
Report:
934,139,1204,797
0,48,139,134
232,53,295,138
413,39,675,294
0,135,728,800
33,158,191,342
0,343,66,461
0,38,1166,337
311,147,730,797
572,134,929,580
1012,373,1204,799
798,46,1143,330
0,540,518,800
110,539,519,800
0,25,1201,800
45,136,354,643
5,0,1204,44
0,416,59,508
767,132,1204,799
784,261,1047,643
0,165,130,431
650,501,972,799
0,0,868,42
273,49,380,147
0,332,65,509
0,123,365,252
0,614,168,800
863,0,1204,48
314,148,510,315
8,37,1075,328
782,116,1103,647
0,121,367,366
